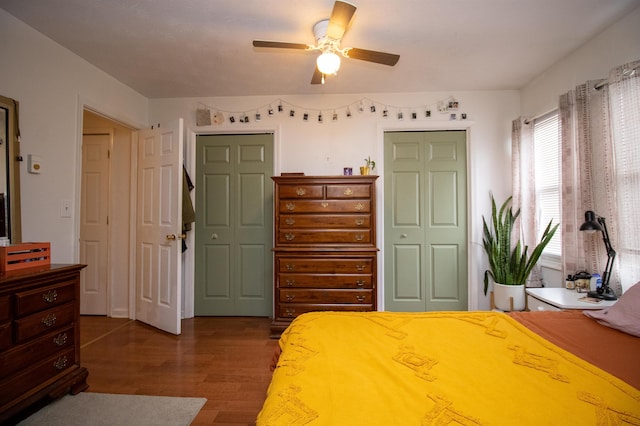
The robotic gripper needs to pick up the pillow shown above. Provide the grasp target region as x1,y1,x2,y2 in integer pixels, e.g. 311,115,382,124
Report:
583,282,640,337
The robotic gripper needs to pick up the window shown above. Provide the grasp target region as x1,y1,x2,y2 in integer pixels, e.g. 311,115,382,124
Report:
533,111,561,258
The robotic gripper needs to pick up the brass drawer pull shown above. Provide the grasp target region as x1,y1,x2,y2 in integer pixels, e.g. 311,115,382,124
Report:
343,188,353,196
356,295,366,302
285,308,296,317
356,280,366,287
356,264,365,271
42,289,58,303
321,202,329,208
285,279,296,287
42,313,57,327
285,264,295,271
285,202,296,211
284,233,295,241
53,355,68,370
355,219,364,226
285,218,295,226
355,202,364,211
296,188,306,196
285,294,295,302
53,332,68,346
355,234,364,241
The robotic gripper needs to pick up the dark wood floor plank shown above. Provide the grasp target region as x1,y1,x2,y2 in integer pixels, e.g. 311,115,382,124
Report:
80,316,277,425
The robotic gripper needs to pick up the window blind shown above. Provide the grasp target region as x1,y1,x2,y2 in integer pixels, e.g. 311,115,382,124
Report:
533,111,561,256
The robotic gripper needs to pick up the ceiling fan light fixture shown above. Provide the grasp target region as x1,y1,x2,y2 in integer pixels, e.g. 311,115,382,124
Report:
317,51,341,75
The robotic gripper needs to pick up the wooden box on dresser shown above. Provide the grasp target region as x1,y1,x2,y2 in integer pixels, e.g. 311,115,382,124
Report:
271,175,378,337
0,264,88,424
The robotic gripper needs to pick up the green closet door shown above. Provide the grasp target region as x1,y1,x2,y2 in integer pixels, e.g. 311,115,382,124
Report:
195,134,274,316
384,131,468,311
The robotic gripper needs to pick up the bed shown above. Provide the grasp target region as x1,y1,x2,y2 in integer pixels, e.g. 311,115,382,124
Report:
257,284,640,425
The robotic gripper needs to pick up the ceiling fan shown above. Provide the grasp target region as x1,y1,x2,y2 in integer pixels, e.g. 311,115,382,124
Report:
252,0,400,84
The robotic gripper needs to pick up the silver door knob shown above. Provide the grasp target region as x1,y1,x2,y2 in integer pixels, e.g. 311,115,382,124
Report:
211,233,218,239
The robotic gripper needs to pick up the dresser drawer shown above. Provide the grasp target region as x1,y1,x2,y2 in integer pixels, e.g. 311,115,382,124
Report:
279,199,370,214
279,274,372,289
0,348,75,407
279,214,370,229
14,302,75,343
0,325,75,379
277,303,373,320
278,184,324,199
15,281,76,317
326,184,371,198
278,229,371,244
279,289,373,304
279,258,373,274
526,295,562,312
0,322,11,352
0,295,10,322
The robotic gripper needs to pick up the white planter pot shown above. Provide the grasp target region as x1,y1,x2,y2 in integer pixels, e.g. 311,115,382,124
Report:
493,282,526,311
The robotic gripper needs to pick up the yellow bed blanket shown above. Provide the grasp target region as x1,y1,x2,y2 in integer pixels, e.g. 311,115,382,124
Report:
257,311,640,425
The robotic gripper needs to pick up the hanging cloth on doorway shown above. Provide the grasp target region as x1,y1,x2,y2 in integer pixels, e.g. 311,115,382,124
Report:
182,166,196,252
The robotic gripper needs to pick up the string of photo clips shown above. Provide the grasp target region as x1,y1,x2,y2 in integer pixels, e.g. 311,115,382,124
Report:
195,96,467,126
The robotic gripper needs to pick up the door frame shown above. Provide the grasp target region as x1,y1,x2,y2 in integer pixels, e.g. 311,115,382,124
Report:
74,99,147,319
182,125,281,318
375,120,473,311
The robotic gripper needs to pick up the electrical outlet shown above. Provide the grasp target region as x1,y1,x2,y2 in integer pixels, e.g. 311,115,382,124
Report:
61,199,72,218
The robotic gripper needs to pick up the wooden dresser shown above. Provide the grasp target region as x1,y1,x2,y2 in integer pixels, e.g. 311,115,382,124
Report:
0,264,88,423
271,175,378,337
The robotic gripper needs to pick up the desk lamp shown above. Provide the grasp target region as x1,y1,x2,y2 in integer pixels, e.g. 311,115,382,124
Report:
579,211,618,300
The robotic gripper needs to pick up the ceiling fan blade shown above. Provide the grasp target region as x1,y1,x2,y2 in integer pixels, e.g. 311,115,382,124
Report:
326,1,357,40
311,67,323,85
345,48,400,66
253,40,310,50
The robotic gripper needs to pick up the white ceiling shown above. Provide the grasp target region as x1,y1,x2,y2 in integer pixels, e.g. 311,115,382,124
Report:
1,0,638,99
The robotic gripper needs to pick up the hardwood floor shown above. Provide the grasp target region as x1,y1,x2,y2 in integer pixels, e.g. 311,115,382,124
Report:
79,316,279,425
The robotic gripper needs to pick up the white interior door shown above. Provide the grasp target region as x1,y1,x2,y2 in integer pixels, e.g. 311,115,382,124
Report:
135,119,183,335
80,131,111,315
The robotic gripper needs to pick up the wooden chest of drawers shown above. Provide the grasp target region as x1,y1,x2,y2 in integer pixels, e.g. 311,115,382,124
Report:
271,175,378,337
0,264,88,424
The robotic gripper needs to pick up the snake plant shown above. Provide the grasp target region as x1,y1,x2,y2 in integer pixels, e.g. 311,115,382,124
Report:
482,194,558,295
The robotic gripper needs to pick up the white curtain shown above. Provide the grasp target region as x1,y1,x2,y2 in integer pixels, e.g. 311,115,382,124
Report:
558,59,640,295
559,80,619,293
608,60,640,292
559,90,584,277
511,117,543,287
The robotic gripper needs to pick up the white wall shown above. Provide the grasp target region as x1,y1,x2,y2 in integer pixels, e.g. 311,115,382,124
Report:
150,91,519,310
0,9,148,263
521,5,640,117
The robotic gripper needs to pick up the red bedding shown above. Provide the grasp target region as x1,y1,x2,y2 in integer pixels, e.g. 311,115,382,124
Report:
509,310,640,389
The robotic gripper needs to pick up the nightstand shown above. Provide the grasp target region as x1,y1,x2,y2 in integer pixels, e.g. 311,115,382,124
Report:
526,287,617,311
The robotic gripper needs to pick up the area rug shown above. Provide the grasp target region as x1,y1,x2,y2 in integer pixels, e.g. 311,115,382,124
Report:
18,392,207,426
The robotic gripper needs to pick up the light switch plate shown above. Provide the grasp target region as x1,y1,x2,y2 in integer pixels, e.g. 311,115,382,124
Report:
61,199,72,218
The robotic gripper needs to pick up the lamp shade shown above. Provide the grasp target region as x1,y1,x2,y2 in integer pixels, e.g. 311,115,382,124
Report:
317,51,341,75
580,210,602,232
